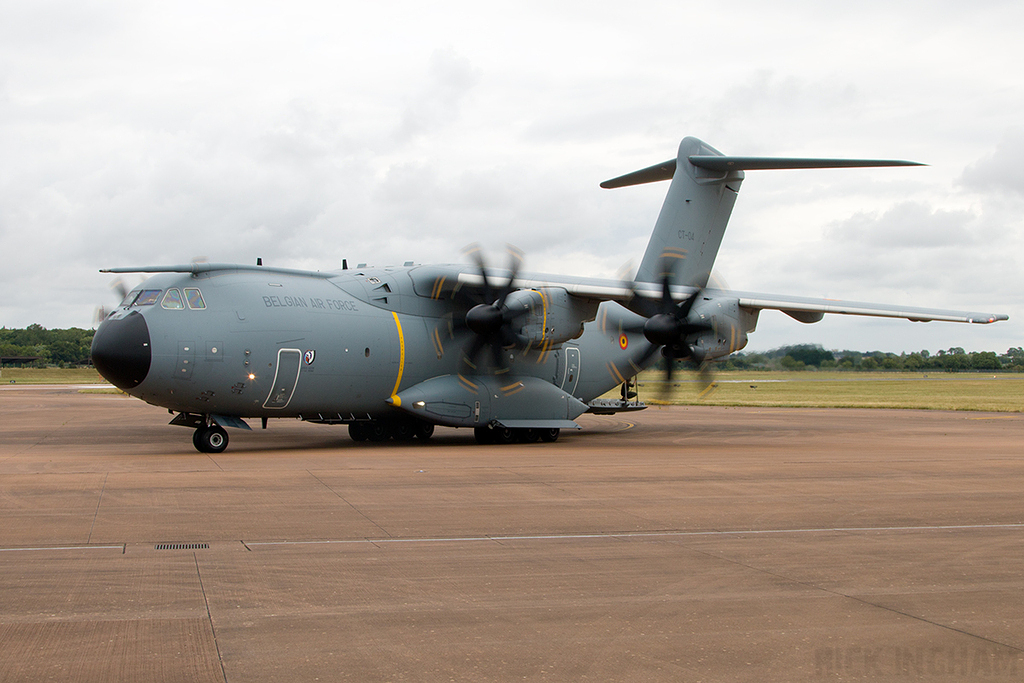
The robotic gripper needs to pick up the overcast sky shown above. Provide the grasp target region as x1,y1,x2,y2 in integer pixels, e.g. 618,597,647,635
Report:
2,0,1021,353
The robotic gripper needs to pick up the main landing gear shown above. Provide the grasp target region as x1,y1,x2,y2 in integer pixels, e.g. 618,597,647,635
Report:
346,420,560,445
473,426,559,445
193,425,229,453
347,419,435,443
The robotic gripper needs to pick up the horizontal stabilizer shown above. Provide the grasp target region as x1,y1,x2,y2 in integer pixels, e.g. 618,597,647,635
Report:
600,160,676,189
601,156,924,189
689,156,925,172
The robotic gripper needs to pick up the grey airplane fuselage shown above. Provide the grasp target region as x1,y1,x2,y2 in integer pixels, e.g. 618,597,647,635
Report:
107,266,646,421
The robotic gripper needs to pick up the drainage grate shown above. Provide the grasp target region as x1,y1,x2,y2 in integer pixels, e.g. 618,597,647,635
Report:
155,543,209,550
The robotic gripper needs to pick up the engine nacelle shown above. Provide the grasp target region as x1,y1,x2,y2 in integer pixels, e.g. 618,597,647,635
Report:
504,288,599,346
686,296,756,362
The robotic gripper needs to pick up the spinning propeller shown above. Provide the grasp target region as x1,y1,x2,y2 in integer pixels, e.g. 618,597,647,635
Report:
435,244,529,374
621,265,718,399
93,276,131,326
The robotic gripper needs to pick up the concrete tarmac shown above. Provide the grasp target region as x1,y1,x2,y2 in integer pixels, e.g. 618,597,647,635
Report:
2,386,1023,681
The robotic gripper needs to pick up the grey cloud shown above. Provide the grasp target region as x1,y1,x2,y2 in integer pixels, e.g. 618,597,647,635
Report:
721,190,1021,314
824,202,978,249
395,49,480,142
960,129,1024,196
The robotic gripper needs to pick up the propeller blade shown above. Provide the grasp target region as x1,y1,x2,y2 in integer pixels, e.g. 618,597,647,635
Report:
458,243,527,375
93,306,108,326
697,362,716,398
433,311,467,359
634,340,660,368
660,273,675,315
110,277,129,302
678,320,714,336
463,335,488,370
658,355,675,402
490,338,506,370
498,324,521,350
463,243,494,303
676,291,700,320
496,244,524,307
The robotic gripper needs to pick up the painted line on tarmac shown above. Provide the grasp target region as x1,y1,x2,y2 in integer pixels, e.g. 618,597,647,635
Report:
0,545,124,553
10,525,1021,554
244,522,1024,548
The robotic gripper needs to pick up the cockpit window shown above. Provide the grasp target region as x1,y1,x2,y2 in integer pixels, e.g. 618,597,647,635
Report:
134,290,162,306
161,289,184,309
184,288,206,310
120,290,141,307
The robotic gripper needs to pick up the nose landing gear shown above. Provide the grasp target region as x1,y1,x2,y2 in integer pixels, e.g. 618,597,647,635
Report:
193,425,229,453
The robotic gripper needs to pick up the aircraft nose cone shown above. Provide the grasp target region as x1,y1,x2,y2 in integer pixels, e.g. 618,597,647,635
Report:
91,311,152,390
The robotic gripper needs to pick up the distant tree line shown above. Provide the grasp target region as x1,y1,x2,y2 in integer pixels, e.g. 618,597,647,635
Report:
716,344,1024,373
0,325,95,367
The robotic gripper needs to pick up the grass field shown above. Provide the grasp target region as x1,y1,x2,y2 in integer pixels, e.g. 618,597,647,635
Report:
629,370,1024,413
0,367,103,384
4,367,1021,412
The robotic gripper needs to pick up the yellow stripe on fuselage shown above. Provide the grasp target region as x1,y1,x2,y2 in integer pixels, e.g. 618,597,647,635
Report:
606,361,626,385
391,312,405,398
539,289,548,342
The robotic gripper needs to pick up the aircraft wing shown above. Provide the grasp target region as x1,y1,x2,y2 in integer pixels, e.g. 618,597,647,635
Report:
730,291,1008,325
453,269,1007,324
451,269,678,302
101,263,335,278
450,269,1007,324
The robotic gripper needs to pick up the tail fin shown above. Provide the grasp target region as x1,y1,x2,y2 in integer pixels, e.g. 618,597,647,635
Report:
603,137,923,287
605,137,741,287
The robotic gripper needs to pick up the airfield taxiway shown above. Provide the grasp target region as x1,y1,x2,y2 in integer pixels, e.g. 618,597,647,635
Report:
1,386,1023,681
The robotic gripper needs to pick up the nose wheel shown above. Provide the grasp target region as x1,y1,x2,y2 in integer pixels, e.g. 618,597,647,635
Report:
193,425,229,453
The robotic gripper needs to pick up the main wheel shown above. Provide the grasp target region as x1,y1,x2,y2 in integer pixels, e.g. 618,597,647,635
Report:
348,422,368,442
492,426,517,444
366,421,390,442
392,420,417,441
517,428,539,443
539,428,560,443
474,427,494,445
415,421,435,440
195,426,229,453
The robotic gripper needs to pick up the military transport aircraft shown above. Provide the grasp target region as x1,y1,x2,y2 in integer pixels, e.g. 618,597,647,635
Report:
91,137,1008,453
